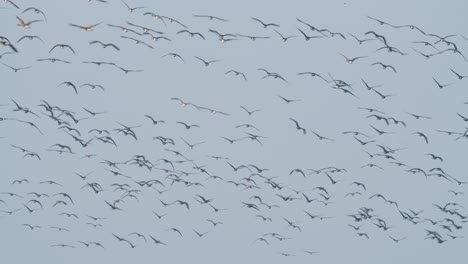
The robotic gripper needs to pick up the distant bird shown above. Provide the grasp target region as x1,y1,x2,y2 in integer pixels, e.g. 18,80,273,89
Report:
425,153,443,162
225,70,247,81
348,33,374,44
457,112,468,122
193,229,209,237
58,82,78,94
193,14,228,22
16,16,43,29
180,138,204,149
194,56,219,66
149,235,167,245
120,0,146,13
389,235,406,243
2,63,31,72
69,22,101,32
176,121,200,129
177,30,205,40
22,7,47,20
49,44,75,54
274,30,298,42
371,62,397,72
0,40,18,53
89,41,120,51
17,35,44,43
373,89,397,99
413,132,429,144
297,27,323,41
145,114,165,125
289,118,307,134
289,168,306,177
338,53,367,64
162,53,185,63
251,17,279,28
432,77,452,89
4,0,19,9
278,95,300,103
353,136,375,145
406,112,431,120
356,233,369,239
450,68,467,80
361,79,382,90
310,130,334,141
240,106,262,116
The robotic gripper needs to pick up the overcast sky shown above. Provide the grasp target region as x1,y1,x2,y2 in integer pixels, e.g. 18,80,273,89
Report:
1,0,467,263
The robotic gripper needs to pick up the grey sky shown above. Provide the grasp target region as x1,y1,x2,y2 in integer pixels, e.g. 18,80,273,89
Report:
1,0,467,263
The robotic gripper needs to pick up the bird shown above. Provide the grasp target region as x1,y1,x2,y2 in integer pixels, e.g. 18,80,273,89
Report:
167,228,183,237
406,112,432,120
389,235,406,243
278,95,301,103
193,14,228,22
373,89,397,99
356,233,369,239
176,121,200,130
193,229,209,237
194,56,219,66
413,132,429,144
177,30,205,40
120,36,153,49
450,68,467,80
17,35,44,43
289,168,306,177
348,33,374,44
3,0,19,9
16,16,43,29
274,30,298,42
120,0,146,13
338,53,367,64
425,153,443,162
240,106,262,116
432,77,452,89
160,16,187,28
57,82,78,94
252,237,270,245
89,41,120,51
353,136,375,145
251,17,280,28
289,118,307,134
49,44,75,54
361,79,382,90
225,70,247,81
149,235,167,245
456,113,468,122
2,63,31,72
371,62,397,72
22,224,41,230
369,125,393,135
129,232,147,243
296,27,324,41
145,114,165,125
69,22,101,31
236,34,270,41
311,130,334,141
162,53,185,62
180,138,204,149
412,48,437,59
0,40,18,53
22,7,47,20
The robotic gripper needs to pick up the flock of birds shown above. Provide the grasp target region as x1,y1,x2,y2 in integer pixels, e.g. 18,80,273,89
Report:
1,0,467,262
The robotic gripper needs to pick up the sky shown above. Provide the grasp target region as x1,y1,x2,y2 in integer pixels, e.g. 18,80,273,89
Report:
1,0,467,263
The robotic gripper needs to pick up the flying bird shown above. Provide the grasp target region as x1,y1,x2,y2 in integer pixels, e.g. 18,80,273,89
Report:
69,22,102,31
